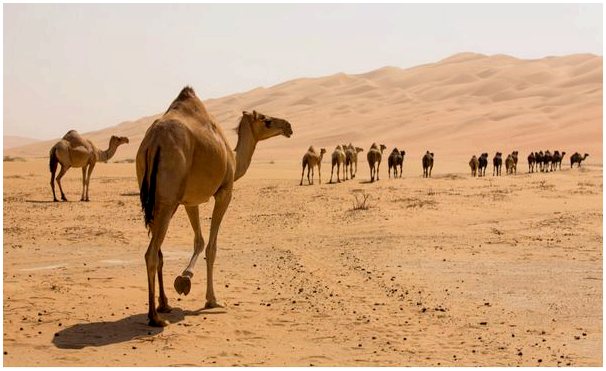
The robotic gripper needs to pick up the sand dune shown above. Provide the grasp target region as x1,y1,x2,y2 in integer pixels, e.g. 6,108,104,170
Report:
4,136,41,150
5,52,602,170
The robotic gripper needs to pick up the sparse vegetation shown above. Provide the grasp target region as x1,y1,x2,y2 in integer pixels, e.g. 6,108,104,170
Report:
351,192,371,211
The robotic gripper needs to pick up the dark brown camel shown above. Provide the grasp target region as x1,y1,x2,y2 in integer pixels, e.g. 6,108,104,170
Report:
570,152,589,168
422,151,434,178
478,153,488,177
492,152,502,176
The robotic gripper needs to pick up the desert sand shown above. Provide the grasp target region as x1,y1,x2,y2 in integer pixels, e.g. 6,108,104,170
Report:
3,52,603,366
3,157,602,366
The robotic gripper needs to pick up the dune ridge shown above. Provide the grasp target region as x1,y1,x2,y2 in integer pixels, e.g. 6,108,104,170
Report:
6,52,602,165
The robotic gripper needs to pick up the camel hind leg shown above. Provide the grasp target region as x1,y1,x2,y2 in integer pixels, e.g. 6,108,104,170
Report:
145,204,175,327
56,164,70,201
50,163,59,202
299,163,306,186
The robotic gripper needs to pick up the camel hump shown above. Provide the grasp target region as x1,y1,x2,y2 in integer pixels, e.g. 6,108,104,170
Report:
307,145,316,153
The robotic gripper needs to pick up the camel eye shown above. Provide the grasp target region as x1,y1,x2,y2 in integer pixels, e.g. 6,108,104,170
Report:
264,119,272,128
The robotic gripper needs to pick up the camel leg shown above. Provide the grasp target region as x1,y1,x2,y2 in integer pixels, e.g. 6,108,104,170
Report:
156,249,172,313
336,164,341,183
376,161,380,181
369,164,374,182
204,188,232,308
311,167,315,185
174,205,205,297
145,205,174,327
84,162,95,201
330,165,334,183
80,166,87,201
300,164,305,186
56,165,70,201
50,165,58,202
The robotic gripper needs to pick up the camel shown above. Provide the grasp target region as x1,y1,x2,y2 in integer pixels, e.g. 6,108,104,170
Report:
469,155,479,177
136,86,292,327
330,145,346,183
551,151,566,171
344,144,356,180
422,151,434,178
542,150,553,172
478,153,488,177
505,154,514,175
300,146,326,185
570,152,589,168
511,151,518,174
352,146,364,178
388,148,406,178
492,152,503,176
528,152,536,173
534,151,544,172
49,130,129,202
367,143,386,182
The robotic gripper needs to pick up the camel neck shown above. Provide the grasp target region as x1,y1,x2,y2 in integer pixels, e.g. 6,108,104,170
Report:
234,118,258,181
98,142,118,162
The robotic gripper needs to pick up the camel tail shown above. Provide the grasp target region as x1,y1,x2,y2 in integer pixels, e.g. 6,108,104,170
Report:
140,148,161,230
49,146,58,174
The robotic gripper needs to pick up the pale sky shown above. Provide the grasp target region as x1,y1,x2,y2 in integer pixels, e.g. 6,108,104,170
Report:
3,3,602,139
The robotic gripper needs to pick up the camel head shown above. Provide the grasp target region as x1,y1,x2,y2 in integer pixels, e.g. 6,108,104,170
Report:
482,153,488,158
110,135,129,147
244,110,293,140
320,148,327,155
355,147,364,153
400,150,406,157
584,153,590,159
380,144,387,152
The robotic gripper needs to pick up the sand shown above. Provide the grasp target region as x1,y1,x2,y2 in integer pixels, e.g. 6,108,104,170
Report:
3,158,602,366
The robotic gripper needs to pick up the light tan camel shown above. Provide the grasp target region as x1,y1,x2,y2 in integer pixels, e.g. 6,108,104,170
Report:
367,143,386,182
49,130,129,202
300,146,326,185
136,86,292,327
469,155,479,177
330,145,346,183
505,154,514,175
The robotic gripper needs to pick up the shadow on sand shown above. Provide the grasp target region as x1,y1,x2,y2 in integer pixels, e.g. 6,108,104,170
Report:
25,199,71,204
52,307,225,349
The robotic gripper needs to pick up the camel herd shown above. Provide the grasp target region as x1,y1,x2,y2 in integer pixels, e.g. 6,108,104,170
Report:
469,150,590,177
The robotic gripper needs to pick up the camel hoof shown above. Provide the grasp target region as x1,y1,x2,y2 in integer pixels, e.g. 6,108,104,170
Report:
53,198,59,202
174,275,191,296
204,301,224,309
157,303,173,313
61,197,68,202
148,316,170,327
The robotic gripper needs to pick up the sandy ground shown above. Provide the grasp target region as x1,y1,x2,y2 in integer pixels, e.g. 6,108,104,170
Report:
2,157,602,366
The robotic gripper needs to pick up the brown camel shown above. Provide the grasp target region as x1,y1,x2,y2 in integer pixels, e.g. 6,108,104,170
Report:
49,130,129,202
330,145,346,183
551,151,566,171
528,152,536,173
352,146,364,178
570,152,589,168
478,153,488,177
505,154,514,175
300,146,326,185
422,151,434,178
542,150,553,172
367,143,386,182
136,86,292,327
388,148,405,178
492,152,502,176
511,150,518,174
469,155,479,177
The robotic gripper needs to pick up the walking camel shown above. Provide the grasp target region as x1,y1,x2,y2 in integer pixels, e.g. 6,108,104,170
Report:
570,152,589,168
493,152,503,176
136,86,292,327
330,145,346,183
49,130,129,202
422,151,434,178
388,148,406,178
505,154,514,175
551,151,566,171
478,153,488,177
469,155,479,177
300,146,326,185
542,150,553,172
511,150,518,174
367,143,386,182
528,152,536,173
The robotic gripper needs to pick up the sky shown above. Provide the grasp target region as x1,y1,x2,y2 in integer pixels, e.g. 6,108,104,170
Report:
3,3,603,140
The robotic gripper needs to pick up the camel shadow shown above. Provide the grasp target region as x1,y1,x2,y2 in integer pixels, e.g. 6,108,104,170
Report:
52,307,222,349
358,180,375,184
26,199,74,204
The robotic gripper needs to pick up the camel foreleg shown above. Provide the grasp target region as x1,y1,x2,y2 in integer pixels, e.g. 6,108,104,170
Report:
204,188,232,308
